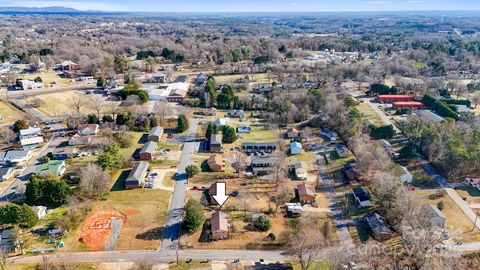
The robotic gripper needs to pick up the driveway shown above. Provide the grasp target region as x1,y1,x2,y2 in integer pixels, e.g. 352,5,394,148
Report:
150,168,176,191
161,118,200,250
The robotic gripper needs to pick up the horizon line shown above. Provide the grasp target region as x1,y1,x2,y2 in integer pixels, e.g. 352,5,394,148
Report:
2,6,480,14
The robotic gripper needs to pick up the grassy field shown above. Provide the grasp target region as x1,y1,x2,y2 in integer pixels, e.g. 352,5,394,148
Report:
414,190,480,242
356,102,386,125
214,73,271,84
0,101,27,126
119,132,145,161
25,91,106,117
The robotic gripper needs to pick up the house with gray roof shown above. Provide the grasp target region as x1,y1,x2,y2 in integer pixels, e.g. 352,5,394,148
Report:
4,150,32,164
148,126,164,142
125,162,149,189
139,141,157,161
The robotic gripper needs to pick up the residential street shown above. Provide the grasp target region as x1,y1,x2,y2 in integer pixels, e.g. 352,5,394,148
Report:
9,249,289,264
0,135,63,201
161,118,200,250
316,153,353,246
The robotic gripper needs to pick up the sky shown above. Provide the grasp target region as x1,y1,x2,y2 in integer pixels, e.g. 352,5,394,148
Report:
1,0,480,12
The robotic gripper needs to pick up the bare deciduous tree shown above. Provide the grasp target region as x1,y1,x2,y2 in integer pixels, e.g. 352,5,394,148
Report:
0,127,16,143
89,95,105,120
285,214,326,270
70,95,86,116
108,98,121,123
79,163,110,198
231,150,248,178
153,100,172,125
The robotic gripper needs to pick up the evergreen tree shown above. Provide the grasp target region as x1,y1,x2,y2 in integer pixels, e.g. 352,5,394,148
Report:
177,114,189,132
183,199,205,234
222,125,237,143
25,175,70,206
97,143,122,170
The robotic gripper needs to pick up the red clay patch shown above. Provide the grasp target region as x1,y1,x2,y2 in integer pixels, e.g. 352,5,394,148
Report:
79,210,125,251
124,209,142,216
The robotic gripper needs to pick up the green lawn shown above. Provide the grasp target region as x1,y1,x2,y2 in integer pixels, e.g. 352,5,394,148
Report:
356,103,385,125
158,141,181,151
411,169,438,188
150,159,178,168
118,132,145,161
287,260,329,270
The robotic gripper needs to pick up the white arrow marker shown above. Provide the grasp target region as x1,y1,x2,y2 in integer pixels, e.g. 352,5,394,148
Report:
212,182,229,207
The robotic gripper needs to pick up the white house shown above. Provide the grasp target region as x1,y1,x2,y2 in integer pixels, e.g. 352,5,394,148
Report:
319,128,337,141
290,141,303,155
335,144,350,158
4,150,32,164
77,124,99,136
20,136,44,148
353,187,373,208
213,118,230,127
400,166,413,183
18,80,44,90
32,206,48,219
19,127,42,138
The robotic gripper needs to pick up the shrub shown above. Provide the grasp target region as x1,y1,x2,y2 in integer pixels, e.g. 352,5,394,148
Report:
422,94,458,119
399,141,416,159
268,233,276,241
13,120,29,133
185,165,200,178
254,215,271,232
437,200,445,211
369,124,396,139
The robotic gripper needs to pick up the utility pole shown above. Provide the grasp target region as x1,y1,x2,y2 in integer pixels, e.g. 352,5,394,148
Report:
473,214,478,231
175,240,179,266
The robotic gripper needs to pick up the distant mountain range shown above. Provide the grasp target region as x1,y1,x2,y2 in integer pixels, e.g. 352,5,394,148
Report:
0,6,97,13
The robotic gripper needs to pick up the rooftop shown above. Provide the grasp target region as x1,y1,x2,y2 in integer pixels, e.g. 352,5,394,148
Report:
211,211,229,232
126,162,149,182
140,141,157,154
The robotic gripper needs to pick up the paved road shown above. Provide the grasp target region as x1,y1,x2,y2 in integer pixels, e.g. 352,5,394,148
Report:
161,118,200,250
445,188,480,230
316,153,353,246
9,249,289,264
10,98,65,124
0,135,64,201
361,96,453,189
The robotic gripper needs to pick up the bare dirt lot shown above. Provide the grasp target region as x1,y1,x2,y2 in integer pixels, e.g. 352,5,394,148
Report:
79,210,125,251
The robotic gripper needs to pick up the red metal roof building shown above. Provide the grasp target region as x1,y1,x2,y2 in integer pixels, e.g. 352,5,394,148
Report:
377,95,413,102
392,101,424,109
